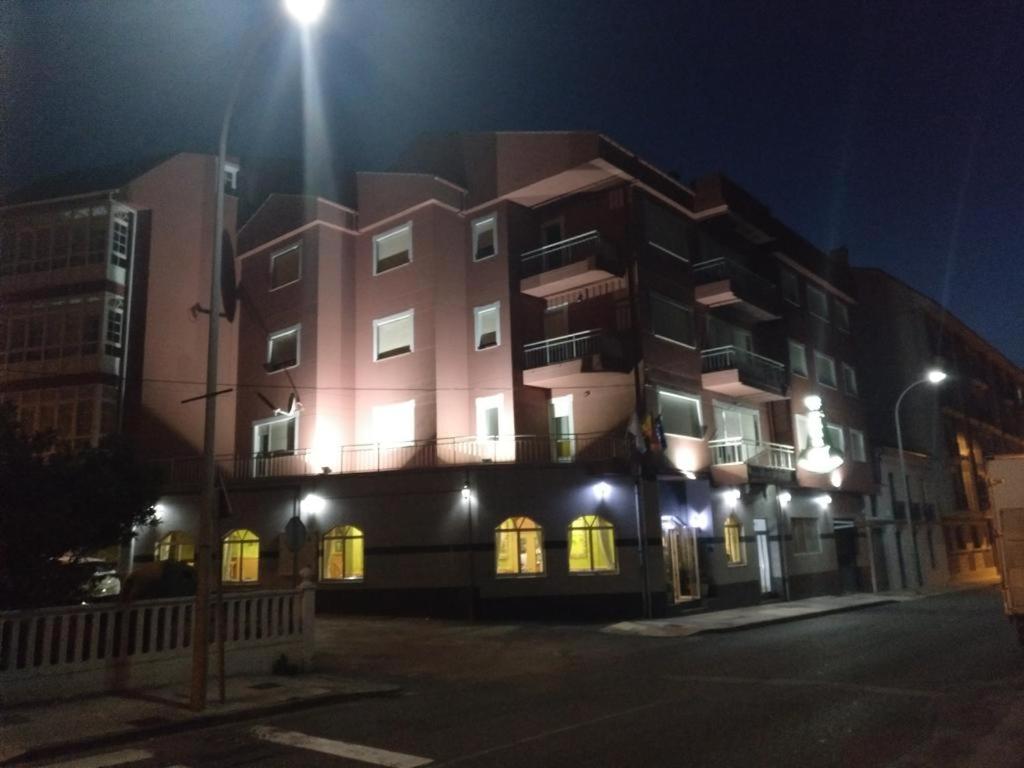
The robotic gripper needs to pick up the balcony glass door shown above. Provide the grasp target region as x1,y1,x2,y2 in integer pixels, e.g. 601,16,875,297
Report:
713,403,761,463
550,395,575,461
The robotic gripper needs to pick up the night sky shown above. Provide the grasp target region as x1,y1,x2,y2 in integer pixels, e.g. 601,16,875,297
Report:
3,0,1022,365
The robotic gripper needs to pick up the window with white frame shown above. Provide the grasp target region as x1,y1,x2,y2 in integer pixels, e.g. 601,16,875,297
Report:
658,389,702,438
835,301,850,332
842,362,858,395
789,339,808,377
253,414,296,455
104,297,124,354
791,517,821,554
781,270,800,305
825,423,846,456
270,244,301,289
472,215,497,261
807,284,830,322
223,162,240,193
474,302,500,350
794,413,810,452
849,428,867,462
110,212,132,269
815,351,837,388
374,310,413,360
373,223,412,274
476,394,502,439
266,325,299,372
650,292,695,347
372,399,415,445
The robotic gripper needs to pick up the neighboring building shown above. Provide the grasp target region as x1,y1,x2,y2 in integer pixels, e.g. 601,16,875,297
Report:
854,269,1024,587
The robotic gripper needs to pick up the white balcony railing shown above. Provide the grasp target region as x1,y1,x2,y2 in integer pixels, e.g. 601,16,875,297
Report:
708,438,795,471
520,230,606,277
701,345,787,393
523,329,604,369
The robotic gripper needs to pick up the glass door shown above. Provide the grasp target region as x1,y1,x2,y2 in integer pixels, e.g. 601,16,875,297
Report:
662,516,700,603
550,395,575,461
754,518,772,594
713,403,761,463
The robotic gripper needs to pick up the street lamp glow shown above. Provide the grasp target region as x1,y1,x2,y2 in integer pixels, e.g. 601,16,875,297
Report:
300,493,326,516
926,369,948,384
594,481,611,501
284,0,326,25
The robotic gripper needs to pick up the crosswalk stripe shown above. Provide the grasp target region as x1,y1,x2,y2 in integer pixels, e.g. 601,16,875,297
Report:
36,749,154,768
252,726,432,767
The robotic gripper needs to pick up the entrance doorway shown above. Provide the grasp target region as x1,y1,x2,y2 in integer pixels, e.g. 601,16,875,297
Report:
834,519,860,592
661,516,700,604
753,518,773,594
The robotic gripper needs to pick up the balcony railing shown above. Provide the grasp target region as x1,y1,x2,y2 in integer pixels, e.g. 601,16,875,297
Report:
520,231,607,278
708,438,795,471
701,345,787,394
692,257,779,312
523,329,604,369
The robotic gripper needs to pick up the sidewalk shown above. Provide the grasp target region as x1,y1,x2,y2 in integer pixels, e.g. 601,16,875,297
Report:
0,673,400,765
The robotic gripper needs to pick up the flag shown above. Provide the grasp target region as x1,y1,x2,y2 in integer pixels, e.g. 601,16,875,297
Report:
654,414,668,450
642,413,660,453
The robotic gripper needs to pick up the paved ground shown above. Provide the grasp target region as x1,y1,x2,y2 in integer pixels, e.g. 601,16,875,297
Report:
12,587,1024,768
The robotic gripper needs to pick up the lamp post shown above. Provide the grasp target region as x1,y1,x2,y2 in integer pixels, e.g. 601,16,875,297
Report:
893,368,947,590
191,0,328,712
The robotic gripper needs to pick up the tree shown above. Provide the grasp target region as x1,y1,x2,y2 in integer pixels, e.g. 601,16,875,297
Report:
0,403,161,608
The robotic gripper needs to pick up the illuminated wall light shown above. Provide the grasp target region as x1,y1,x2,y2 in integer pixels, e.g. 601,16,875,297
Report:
777,491,791,508
816,494,832,509
689,510,709,530
830,470,843,489
724,488,741,508
300,493,326,516
461,484,471,502
594,481,611,501
683,470,697,480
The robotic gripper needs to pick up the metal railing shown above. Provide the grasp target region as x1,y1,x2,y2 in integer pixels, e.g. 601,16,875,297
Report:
520,230,608,278
708,438,795,470
701,345,787,394
523,329,604,369
692,257,779,311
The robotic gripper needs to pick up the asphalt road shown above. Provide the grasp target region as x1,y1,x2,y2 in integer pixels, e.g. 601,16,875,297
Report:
25,588,1024,768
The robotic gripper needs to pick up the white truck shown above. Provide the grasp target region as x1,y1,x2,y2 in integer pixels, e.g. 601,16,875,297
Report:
989,454,1024,646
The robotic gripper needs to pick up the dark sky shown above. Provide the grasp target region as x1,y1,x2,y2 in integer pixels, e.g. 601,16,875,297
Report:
3,0,1023,365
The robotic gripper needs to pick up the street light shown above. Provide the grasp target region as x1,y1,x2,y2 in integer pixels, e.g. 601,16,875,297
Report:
894,368,948,589
191,0,327,713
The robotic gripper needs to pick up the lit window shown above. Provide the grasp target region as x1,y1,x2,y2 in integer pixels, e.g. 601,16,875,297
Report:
807,285,829,322
724,513,745,565
372,399,415,445
658,389,702,439
835,301,850,333
850,429,867,462
474,302,500,350
472,215,497,261
222,529,259,583
568,515,617,573
223,162,240,193
825,423,846,456
789,340,808,377
815,351,837,388
110,212,132,269
373,223,412,274
266,326,300,372
373,310,413,360
475,394,502,439
155,531,195,565
321,526,364,581
842,363,858,396
650,292,695,347
781,270,800,305
270,244,301,289
791,517,821,554
495,517,545,576
105,297,124,354
254,414,297,455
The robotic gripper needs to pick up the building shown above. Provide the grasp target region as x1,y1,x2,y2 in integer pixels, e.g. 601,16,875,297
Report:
854,269,1024,587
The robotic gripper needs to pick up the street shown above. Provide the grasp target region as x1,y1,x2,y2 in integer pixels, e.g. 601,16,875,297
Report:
23,588,1024,768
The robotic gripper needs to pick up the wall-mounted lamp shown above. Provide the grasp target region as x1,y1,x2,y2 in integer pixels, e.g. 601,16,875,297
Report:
724,488,741,508
461,483,471,502
829,470,843,489
594,481,611,501
816,494,832,509
683,470,697,480
777,491,791,508
300,493,326,516
689,510,709,530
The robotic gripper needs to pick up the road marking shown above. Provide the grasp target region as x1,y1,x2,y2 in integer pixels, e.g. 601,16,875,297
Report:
36,749,154,768
252,726,432,767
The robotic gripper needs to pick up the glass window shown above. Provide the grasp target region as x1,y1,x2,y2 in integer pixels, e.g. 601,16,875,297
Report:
807,284,829,322
650,292,695,347
842,363,858,395
781,270,800,305
476,394,502,439
105,297,124,352
373,223,412,274
472,215,497,261
791,518,821,554
254,415,296,455
222,529,259,584
495,517,545,576
372,399,415,445
815,351,837,388
835,301,850,332
789,340,808,377
659,389,702,438
321,526,365,581
825,423,846,456
110,212,132,269
474,302,500,350
850,429,867,462
266,326,300,372
270,244,301,289
724,514,745,565
155,531,195,565
568,515,617,573
374,310,414,360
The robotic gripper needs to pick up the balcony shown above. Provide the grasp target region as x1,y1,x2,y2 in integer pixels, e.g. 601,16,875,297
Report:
519,231,622,298
708,438,795,485
701,346,787,402
692,258,781,322
522,329,632,388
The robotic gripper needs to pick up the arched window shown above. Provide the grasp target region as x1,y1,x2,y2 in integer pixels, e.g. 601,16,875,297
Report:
724,514,745,565
321,525,365,581
568,515,617,573
222,529,259,584
154,531,195,565
495,517,545,576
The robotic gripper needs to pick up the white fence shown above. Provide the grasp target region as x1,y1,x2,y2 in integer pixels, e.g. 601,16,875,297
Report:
0,579,314,705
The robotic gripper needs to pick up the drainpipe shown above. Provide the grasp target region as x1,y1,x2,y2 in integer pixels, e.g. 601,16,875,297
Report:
776,489,791,602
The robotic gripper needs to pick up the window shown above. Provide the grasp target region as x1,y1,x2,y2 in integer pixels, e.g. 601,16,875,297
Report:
724,514,745,565
568,515,617,573
541,219,564,246
266,326,300,372
495,517,545,576
781,270,800,305
373,310,413,360
815,351,837,388
155,531,195,565
850,429,867,462
254,414,296,455
222,529,259,584
223,162,240,192
659,389,702,439
321,526,364,581
807,284,829,322
825,423,846,456
789,340,808,377
842,363,858,396
270,244,301,289
476,394,502,439
110,212,132,269
791,518,821,554
474,302,500,350
105,297,124,354
472,215,497,261
835,301,850,333
373,223,412,274
372,399,415,445
650,292,695,347
550,395,575,461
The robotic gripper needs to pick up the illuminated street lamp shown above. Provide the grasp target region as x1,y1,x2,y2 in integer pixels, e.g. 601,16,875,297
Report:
894,368,948,589
284,0,327,25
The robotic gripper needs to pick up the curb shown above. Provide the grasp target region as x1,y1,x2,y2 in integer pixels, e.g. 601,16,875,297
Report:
1,684,402,766
694,599,899,635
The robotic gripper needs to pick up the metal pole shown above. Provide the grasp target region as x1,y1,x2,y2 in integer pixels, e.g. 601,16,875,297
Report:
776,491,791,602
894,380,925,589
